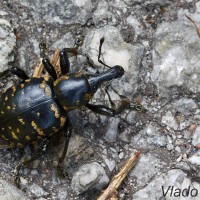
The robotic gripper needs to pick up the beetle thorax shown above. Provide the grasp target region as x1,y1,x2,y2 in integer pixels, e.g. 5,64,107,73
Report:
53,74,93,111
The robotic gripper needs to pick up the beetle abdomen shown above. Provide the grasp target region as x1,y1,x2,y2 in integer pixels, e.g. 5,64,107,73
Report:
0,77,66,147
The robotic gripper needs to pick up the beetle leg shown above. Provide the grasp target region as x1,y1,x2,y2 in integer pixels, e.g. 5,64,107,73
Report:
13,138,50,188
0,67,29,80
98,37,111,68
86,99,146,117
42,58,57,80
60,48,79,75
57,122,72,177
59,49,71,74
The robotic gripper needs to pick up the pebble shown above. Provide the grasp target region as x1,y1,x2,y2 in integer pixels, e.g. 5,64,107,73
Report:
71,162,109,194
29,183,49,197
0,19,16,72
104,117,120,142
0,179,28,200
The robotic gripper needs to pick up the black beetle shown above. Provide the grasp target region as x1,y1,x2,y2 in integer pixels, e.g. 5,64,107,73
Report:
0,37,144,185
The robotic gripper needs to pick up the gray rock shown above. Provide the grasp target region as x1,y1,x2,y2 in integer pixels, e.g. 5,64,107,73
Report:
71,162,109,194
161,111,178,130
0,19,16,72
18,0,92,25
132,169,200,200
192,126,200,147
0,179,28,200
119,128,131,143
29,183,49,197
93,1,110,26
131,124,167,149
172,98,198,116
82,25,144,98
188,151,200,165
104,117,120,142
123,0,171,6
126,16,144,39
130,153,164,187
103,157,116,171
50,32,74,50
151,20,200,97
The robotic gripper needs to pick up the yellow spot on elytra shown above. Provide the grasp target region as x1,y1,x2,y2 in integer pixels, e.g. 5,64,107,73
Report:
75,72,82,77
40,81,51,96
20,84,24,88
5,96,8,101
50,104,59,118
45,87,51,96
25,135,31,140
8,127,12,130
16,128,20,133
60,116,66,127
7,106,11,110
1,135,8,140
18,118,25,125
9,142,15,147
63,105,78,111
12,86,16,93
52,126,59,132
13,104,16,110
32,141,37,146
84,93,92,101
37,112,40,117
12,131,19,140
1,128,5,131
44,76,49,81
53,75,70,86
31,121,45,136
39,81,46,89
17,142,23,147
1,111,4,114
76,100,80,105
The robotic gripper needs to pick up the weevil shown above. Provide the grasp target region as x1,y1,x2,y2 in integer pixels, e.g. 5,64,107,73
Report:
0,37,145,186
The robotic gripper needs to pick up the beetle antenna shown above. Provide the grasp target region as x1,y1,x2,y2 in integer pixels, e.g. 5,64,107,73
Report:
105,79,116,107
98,37,112,69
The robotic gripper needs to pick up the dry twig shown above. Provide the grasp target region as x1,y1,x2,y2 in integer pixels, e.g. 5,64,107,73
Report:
186,14,200,38
97,150,141,200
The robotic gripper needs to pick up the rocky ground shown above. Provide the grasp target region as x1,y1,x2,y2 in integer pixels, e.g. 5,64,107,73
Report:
0,0,200,199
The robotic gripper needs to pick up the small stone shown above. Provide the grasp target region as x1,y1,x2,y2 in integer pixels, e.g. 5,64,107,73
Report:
0,19,16,72
71,162,109,194
104,117,120,142
29,183,49,197
31,169,38,175
103,158,116,171
192,125,200,147
162,111,178,130
0,179,28,200
119,152,124,159
32,159,40,169
166,143,173,151
175,139,184,146
176,155,182,162
188,151,200,165
175,146,181,153
20,177,28,186
182,154,188,161
88,112,98,124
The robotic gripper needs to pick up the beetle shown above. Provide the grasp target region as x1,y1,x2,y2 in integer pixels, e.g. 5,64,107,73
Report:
0,37,145,185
